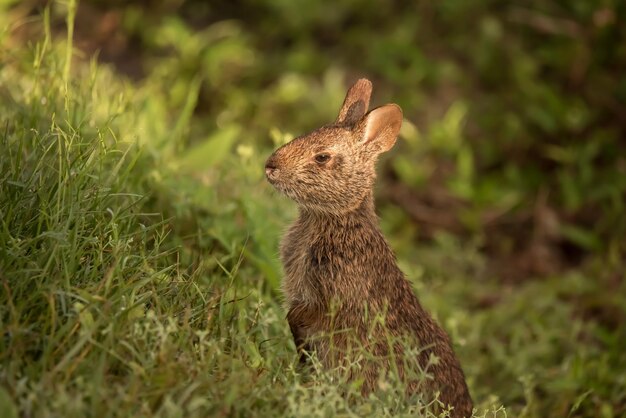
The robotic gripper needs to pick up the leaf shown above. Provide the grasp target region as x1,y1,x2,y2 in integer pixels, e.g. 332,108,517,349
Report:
74,302,95,333
178,125,240,171
560,224,601,251
570,389,593,414
0,388,17,418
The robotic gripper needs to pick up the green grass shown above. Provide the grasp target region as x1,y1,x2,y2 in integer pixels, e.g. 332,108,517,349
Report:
1,3,625,417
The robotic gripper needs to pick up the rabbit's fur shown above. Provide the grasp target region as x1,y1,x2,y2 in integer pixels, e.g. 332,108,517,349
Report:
265,79,473,417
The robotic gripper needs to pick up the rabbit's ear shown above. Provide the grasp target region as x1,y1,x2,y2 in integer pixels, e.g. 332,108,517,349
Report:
335,78,372,126
357,104,403,154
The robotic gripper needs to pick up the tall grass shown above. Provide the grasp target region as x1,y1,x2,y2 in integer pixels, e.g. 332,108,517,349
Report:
0,11,271,418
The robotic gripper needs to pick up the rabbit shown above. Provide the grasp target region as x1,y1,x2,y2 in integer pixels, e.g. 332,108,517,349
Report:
265,78,473,417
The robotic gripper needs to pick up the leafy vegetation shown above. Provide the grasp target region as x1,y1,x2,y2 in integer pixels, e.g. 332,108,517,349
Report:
1,1,625,417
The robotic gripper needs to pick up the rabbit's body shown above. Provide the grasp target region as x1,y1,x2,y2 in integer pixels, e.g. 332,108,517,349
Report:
266,79,473,417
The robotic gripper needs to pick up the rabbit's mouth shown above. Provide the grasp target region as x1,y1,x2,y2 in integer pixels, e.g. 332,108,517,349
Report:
264,167,285,190
264,158,292,195
264,168,280,186
265,174,301,202
266,174,288,194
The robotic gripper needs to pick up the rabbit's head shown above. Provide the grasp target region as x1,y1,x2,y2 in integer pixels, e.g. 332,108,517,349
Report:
265,79,402,213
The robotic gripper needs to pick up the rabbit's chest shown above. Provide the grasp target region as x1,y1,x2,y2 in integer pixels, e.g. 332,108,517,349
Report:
280,225,363,309
279,231,322,307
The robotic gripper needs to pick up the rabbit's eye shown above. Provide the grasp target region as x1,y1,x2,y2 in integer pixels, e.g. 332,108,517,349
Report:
314,153,331,164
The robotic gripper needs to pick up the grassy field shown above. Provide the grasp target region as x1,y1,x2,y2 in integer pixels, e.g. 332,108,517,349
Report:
1,1,625,417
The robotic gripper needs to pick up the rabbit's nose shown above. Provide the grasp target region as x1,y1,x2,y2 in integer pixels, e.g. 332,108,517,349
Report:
265,157,278,178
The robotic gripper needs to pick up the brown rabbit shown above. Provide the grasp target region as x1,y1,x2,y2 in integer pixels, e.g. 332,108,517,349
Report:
265,79,473,417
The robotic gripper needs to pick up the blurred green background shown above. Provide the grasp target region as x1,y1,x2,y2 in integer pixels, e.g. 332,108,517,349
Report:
1,0,625,417
18,0,624,276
